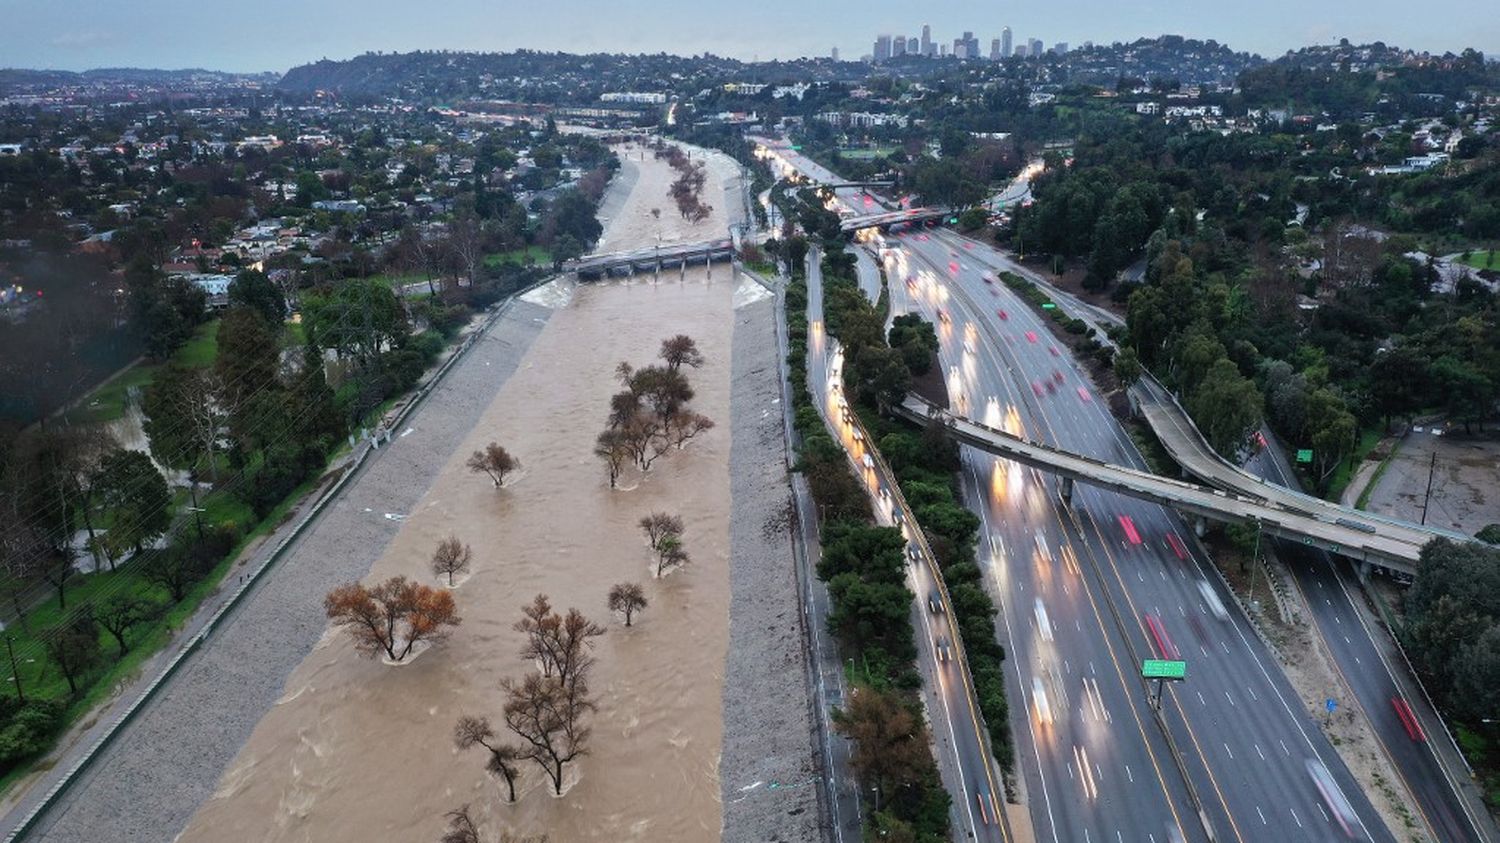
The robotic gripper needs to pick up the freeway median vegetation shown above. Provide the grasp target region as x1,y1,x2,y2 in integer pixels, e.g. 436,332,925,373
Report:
803,239,1017,787
781,240,952,841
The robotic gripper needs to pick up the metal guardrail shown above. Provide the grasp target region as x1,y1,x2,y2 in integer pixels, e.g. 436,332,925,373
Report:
2,279,552,842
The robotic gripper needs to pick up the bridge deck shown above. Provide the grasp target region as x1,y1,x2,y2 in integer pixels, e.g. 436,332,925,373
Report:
897,395,1428,573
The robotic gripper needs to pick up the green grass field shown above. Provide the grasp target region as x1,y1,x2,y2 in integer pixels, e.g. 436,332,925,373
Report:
836,147,897,161
485,245,551,267
1459,249,1499,270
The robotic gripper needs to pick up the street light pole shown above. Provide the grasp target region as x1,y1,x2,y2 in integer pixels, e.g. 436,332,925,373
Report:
7,636,24,704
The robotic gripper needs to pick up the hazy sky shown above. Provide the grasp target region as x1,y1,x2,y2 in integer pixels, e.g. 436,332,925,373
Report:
3,0,1495,73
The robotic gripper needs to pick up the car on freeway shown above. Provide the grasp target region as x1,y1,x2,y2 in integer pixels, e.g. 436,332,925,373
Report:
964,337,977,355
929,592,945,614
1034,534,1051,562
1077,386,1091,402
935,636,952,663
1144,613,1179,659
1024,330,1038,343
861,453,874,469
1034,598,1053,641
937,308,950,324
997,308,1009,320
1119,514,1142,545
1031,676,1054,725
1392,696,1427,742
1165,531,1189,561
1198,579,1229,621
1306,758,1366,839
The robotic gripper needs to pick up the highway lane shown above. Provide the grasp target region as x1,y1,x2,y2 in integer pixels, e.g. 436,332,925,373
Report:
970,213,1487,842
806,252,1010,843
1244,437,1492,843
936,225,1492,842
887,230,1396,843
880,247,1200,843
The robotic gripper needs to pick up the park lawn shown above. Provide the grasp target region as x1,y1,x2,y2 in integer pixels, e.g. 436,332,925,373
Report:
836,147,896,161
484,245,551,267
1323,426,1385,503
68,319,221,425
1458,249,1499,270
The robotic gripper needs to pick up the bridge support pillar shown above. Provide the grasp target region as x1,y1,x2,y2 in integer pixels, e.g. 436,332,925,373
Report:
707,257,712,281
1059,476,1074,505
680,259,686,282
1194,516,1207,538
1358,560,1371,584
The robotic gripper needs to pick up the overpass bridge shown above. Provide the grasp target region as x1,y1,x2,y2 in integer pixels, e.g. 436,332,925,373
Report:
1130,375,1473,576
566,237,735,279
840,207,949,233
894,394,1437,576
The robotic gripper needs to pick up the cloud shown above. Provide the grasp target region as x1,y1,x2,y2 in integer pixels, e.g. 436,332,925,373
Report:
50,31,118,50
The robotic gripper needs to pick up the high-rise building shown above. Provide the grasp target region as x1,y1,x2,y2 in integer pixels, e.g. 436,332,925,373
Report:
940,43,949,57
907,37,919,56
831,46,840,62
1054,42,1068,55
1029,38,1043,57
873,35,891,62
1001,26,1013,58
920,24,931,57
892,36,906,58
990,38,1001,60
1013,43,1028,59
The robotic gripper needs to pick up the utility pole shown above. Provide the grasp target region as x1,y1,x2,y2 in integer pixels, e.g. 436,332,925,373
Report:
1420,451,1437,525
8,636,24,703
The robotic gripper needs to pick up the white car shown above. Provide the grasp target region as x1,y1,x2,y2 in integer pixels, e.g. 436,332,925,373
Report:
1034,598,1053,642
861,453,874,469
1199,580,1229,621
1031,676,1053,725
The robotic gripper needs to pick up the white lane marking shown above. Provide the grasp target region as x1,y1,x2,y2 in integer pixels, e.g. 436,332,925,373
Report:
1255,743,1265,761
1256,805,1267,825
1224,742,1235,760
1291,807,1303,828
1279,739,1291,756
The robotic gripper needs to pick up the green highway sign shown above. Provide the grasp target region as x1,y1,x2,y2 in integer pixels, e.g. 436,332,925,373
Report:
1296,449,1313,463
1041,302,1057,310
1142,659,1186,680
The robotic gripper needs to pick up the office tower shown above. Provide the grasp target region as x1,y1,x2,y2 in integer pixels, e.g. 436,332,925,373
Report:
831,46,840,62
990,38,1001,60
1082,40,1093,50
1054,42,1068,54
892,36,906,58
908,37,919,56
940,43,949,57
873,35,891,62
1001,26,1012,57
1030,38,1043,57
921,24,931,57
1013,43,1028,58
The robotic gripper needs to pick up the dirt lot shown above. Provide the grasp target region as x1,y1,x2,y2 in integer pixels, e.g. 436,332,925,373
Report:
1360,427,1500,535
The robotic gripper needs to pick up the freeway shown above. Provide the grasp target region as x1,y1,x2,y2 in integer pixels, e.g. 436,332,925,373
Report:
883,229,1396,843
1244,435,1494,843
936,227,1494,843
806,250,1011,843
880,267,1202,842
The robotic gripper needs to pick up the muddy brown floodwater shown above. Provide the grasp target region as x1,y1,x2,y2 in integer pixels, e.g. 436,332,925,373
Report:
178,146,744,843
